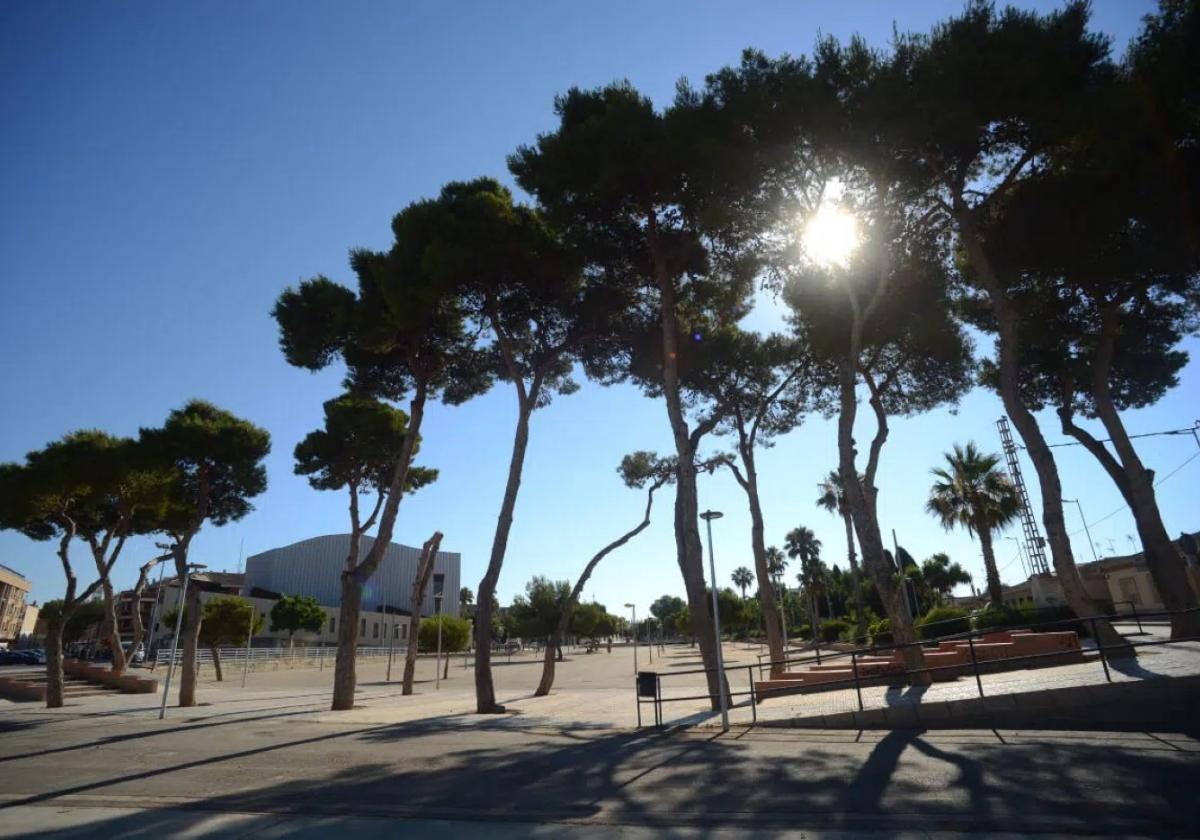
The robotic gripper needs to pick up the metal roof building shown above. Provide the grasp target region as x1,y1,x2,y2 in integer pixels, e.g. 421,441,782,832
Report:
242,534,461,618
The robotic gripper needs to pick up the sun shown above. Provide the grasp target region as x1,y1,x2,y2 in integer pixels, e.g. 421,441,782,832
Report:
802,203,861,269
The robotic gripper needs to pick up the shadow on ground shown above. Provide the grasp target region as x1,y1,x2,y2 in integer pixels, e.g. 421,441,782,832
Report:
2,718,1196,836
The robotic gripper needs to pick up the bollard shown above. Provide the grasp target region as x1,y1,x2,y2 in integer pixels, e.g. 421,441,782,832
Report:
966,636,984,698
851,651,864,711
1091,618,1112,682
747,665,757,723
1131,603,1143,634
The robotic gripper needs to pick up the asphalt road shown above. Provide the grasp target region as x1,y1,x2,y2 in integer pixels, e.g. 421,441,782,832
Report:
1,707,1198,837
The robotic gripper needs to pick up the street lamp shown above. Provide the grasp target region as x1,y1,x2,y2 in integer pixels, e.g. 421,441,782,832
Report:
434,592,444,691
624,603,637,674
159,563,206,720
700,509,729,732
1063,498,1100,564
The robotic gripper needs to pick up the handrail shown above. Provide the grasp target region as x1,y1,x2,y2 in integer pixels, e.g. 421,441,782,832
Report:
691,605,1193,681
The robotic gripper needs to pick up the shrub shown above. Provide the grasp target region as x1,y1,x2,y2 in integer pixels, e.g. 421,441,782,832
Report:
972,606,1024,632
819,619,850,643
915,606,970,640
869,618,892,646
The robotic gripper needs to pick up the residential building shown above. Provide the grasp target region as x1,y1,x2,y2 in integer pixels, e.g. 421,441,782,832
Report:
0,564,32,647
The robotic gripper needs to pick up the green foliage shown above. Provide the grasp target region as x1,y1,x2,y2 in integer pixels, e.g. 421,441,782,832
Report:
163,596,264,648
673,606,693,639
649,595,686,624
41,599,106,644
418,614,471,652
926,443,1020,539
140,400,271,533
570,601,614,640
731,567,754,598
915,606,971,640
509,576,572,640
920,553,972,602
294,393,437,496
200,597,263,647
269,595,326,640
869,618,892,646
819,618,850,643
973,604,1087,637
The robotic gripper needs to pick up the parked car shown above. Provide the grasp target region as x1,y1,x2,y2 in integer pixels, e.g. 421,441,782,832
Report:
131,643,146,666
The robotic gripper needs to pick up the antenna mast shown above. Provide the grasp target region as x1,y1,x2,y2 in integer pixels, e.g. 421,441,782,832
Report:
996,417,1050,576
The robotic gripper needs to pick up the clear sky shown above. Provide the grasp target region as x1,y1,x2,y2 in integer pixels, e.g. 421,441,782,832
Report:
3,1,1195,622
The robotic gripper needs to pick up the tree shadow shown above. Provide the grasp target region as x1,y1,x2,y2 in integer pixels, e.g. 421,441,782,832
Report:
3,716,1196,835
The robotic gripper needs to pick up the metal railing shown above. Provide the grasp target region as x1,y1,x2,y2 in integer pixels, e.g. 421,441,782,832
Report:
636,606,1200,729
152,645,418,670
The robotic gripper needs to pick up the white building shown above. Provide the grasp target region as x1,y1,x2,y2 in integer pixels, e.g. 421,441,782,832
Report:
242,534,461,619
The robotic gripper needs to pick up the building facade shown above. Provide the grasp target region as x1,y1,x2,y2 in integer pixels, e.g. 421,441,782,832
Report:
0,564,32,647
243,534,461,619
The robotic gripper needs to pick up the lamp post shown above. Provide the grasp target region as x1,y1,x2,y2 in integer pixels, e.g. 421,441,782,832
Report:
159,563,206,720
385,599,395,683
145,554,170,672
1063,498,1100,564
434,592,443,691
625,603,637,674
700,510,729,732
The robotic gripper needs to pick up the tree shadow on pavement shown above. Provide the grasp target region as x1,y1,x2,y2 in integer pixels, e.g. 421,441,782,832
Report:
3,721,1197,836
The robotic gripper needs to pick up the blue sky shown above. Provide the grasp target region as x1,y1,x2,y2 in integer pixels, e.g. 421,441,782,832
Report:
3,1,1195,621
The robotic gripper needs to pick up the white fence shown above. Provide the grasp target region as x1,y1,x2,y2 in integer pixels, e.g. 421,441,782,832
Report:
151,645,412,671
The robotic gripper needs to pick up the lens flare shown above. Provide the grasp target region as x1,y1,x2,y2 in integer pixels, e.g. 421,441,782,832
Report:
802,204,861,268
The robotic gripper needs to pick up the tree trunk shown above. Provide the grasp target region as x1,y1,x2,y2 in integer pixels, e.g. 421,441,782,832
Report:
535,482,660,696
535,637,557,696
475,399,534,713
403,532,443,695
331,570,362,710
836,352,928,683
1089,307,1199,638
45,613,66,709
843,510,868,643
210,645,223,682
178,576,202,706
126,562,155,666
741,450,785,676
649,225,724,710
979,527,1004,609
97,577,126,675
954,216,1125,649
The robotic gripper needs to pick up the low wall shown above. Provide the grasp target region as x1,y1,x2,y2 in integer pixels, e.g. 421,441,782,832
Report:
762,674,1200,734
0,676,44,701
64,659,158,693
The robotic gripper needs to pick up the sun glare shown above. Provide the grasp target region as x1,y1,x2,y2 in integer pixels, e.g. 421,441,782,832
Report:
802,203,861,269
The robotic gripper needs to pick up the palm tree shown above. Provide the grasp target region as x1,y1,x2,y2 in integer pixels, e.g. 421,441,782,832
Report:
785,526,825,641
921,553,973,604
816,470,868,641
765,546,787,583
731,566,754,600
926,442,1020,609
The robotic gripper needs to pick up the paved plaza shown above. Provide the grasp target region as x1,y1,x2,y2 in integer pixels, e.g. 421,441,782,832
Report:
2,628,1198,834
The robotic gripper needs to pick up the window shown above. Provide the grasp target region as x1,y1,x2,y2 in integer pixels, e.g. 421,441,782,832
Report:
373,622,379,638
329,617,336,634
360,618,366,635
393,624,399,639
1119,577,1141,606
401,624,408,640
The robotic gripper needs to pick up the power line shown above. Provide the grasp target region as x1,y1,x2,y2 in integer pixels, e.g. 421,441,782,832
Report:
1031,424,1200,450
1067,449,1200,539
